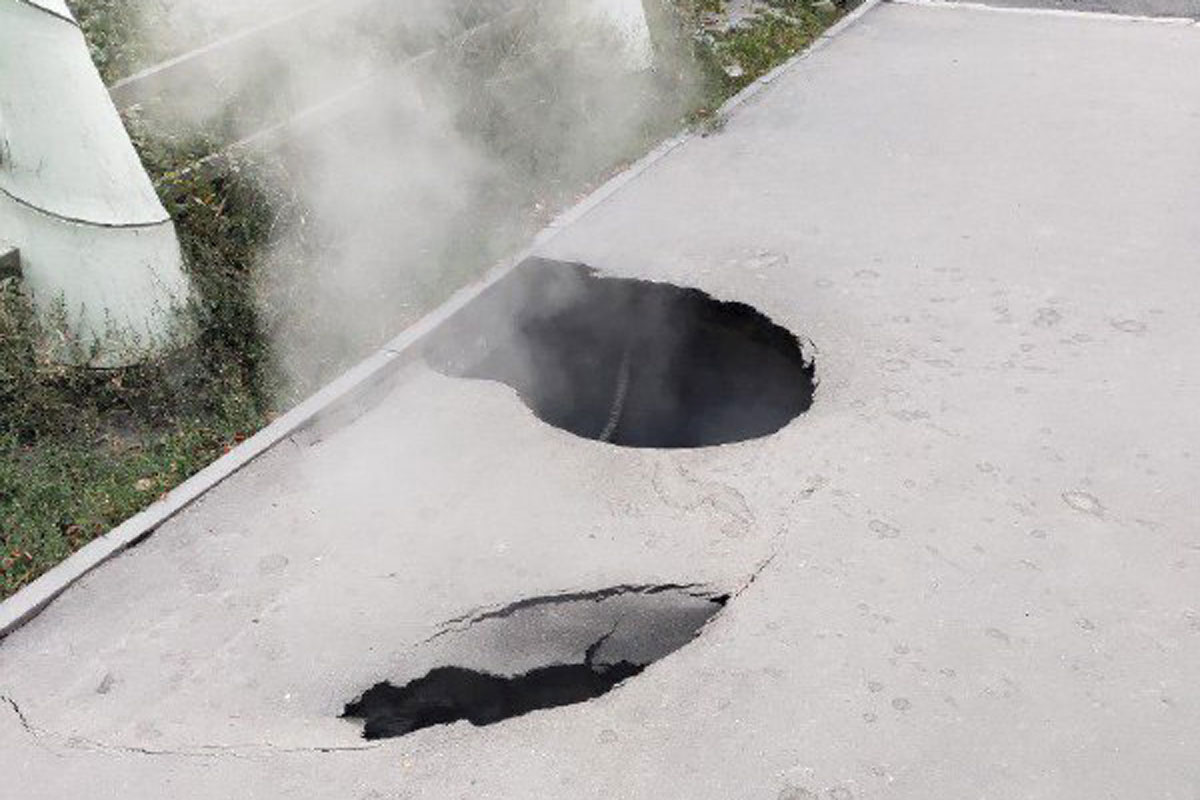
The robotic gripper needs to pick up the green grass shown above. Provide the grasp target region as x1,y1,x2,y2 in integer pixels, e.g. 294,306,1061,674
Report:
0,137,293,597
705,0,836,91
0,279,266,595
67,0,167,84
1,0,845,600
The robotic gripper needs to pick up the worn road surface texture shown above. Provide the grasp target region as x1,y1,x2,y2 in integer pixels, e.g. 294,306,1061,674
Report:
940,0,1200,18
3,3,1200,797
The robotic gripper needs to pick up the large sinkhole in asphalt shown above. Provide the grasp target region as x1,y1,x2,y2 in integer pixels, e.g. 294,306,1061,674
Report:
426,258,815,448
343,586,727,740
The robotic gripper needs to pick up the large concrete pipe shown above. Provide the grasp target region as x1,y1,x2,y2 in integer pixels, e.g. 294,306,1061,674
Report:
0,0,192,366
584,0,654,69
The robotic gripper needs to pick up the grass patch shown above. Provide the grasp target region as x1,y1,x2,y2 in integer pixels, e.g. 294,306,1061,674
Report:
0,279,265,597
67,0,168,84
703,0,837,90
2,0,846,600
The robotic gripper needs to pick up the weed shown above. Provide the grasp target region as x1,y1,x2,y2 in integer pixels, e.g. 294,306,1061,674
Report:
66,0,168,84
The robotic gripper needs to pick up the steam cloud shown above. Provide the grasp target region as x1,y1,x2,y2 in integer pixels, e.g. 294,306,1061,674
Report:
127,0,709,397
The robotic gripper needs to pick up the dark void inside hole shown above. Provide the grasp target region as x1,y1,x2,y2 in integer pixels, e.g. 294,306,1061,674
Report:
343,588,727,740
426,258,815,448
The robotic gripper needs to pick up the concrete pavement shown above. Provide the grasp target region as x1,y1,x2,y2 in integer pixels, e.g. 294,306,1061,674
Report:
3,2,1200,797
939,0,1200,18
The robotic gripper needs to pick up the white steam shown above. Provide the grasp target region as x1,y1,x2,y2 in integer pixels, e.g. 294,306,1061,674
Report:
128,0,707,396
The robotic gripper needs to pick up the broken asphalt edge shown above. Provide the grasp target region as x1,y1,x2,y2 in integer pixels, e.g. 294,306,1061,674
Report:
0,0,884,640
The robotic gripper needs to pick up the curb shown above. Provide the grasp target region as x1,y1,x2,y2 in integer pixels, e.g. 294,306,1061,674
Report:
0,0,885,640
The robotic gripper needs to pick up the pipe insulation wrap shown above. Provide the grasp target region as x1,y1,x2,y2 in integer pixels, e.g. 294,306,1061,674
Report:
18,0,73,22
0,0,191,365
0,2,166,224
585,0,655,70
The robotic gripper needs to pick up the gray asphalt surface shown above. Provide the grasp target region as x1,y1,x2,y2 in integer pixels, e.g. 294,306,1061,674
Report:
941,0,1200,18
3,3,1200,798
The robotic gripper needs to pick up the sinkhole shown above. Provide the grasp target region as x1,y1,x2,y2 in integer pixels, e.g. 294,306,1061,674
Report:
426,258,816,448
343,585,727,740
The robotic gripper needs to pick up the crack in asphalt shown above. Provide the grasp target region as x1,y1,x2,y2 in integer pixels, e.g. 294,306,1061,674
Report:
423,582,716,643
4,695,33,732
1,569,778,757
2,694,382,760
345,568,776,740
